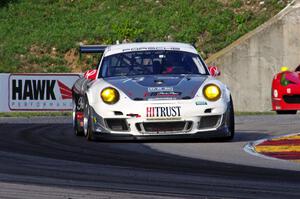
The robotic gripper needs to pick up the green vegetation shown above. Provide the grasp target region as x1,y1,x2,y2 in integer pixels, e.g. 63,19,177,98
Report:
235,111,276,116
0,112,71,117
0,0,288,73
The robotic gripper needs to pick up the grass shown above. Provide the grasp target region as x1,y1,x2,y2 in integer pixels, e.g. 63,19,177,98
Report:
0,112,72,117
0,0,288,73
235,111,276,116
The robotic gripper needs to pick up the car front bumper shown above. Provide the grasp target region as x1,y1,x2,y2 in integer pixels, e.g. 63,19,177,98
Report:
89,103,230,140
272,84,300,111
272,96,300,111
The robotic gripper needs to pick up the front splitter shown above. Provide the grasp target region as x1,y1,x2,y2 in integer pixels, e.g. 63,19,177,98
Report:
92,126,231,141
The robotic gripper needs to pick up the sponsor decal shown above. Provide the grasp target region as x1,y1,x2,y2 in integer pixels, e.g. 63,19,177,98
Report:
144,91,181,98
76,97,84,111
146,106,181,119
9,74,79,111
196,101,207,105
147,98,176,101
151,92,181,97
122,47,180,52
83,69,97,80
148,87,173,92
57,80,72,100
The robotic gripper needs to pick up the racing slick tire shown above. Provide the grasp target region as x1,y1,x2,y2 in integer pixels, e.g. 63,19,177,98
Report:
72,100,84,136
276,110,297,115
83,97,95,141
221,96,235,141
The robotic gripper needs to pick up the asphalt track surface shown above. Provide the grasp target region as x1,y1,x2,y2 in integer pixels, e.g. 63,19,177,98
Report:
0,115,300,199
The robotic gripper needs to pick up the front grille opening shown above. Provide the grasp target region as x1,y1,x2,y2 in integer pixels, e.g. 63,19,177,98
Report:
144,121,186,132
283,95,300,104
136,121,193,134
105,119,129,131
198,115,221,129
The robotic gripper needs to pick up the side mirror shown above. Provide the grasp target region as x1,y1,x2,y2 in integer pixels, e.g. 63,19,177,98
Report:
84,69,98,80
208,66,221,77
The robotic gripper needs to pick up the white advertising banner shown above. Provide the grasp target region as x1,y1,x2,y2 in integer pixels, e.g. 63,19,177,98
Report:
0,73,80,112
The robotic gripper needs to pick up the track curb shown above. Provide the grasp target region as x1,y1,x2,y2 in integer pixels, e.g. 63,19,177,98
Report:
244,133,300,162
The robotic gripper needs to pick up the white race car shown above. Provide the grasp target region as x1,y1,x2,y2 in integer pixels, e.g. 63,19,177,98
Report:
72,42,234,141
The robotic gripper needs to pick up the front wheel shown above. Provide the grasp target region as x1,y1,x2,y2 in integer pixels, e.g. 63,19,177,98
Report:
83,97,95,141
72,100,84,136
222,97,235,141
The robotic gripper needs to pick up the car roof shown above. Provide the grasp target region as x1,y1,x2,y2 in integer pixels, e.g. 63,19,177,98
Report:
103,42,198,57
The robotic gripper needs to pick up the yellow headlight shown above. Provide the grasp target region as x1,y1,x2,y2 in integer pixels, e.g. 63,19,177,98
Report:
203,84,221,101
101,87,119,104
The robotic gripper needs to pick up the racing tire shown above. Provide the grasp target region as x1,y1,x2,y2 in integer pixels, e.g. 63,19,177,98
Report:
221,96,235,141
86,116,95,141
83,97,95,141
72,100,84,136
276,110,297,115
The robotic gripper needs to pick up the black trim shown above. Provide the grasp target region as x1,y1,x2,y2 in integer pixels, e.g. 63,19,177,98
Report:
79,45,108,54
93,126,230,141
283,95,300,104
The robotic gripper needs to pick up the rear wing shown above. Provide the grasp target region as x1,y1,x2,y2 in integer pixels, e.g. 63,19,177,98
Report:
79,45,109,54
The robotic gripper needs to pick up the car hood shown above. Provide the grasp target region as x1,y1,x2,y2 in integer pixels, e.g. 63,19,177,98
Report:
103,75,208,101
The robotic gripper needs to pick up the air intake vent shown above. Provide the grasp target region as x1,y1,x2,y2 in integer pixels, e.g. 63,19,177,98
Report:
114,111,123,115
283,95,300,104
198,115,221,129
136,121,193,134
105,119,129,131
204,109,212,113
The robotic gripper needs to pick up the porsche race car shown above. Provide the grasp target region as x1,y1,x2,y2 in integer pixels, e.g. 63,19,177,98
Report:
272,65,300,114
72,42,234,140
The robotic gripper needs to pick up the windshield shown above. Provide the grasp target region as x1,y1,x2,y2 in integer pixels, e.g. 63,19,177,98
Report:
99,50,208,78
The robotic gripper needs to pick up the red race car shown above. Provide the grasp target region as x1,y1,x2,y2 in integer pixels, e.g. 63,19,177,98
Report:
272,65,300,114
